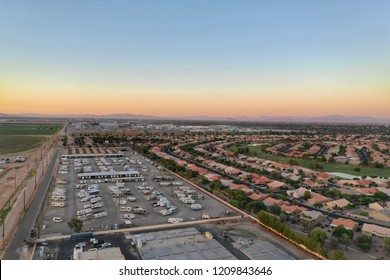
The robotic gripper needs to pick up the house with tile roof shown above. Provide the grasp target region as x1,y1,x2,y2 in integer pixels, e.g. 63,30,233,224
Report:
300,210,325,224
263,197,283,207
307,192,330,205
351,187,377,196
228,184,253,194
287,187,309,198
267,180,287,191
252,174,272,185
362,224,390,239
248,193,269,201
324,199,352,210
330,218,358,231
280,204,307,214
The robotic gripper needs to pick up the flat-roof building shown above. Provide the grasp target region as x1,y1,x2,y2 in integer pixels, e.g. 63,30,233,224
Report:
74,247,124,260
77,170,142,181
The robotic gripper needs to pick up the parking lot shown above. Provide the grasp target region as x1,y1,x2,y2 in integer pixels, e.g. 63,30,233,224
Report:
40,149,234,237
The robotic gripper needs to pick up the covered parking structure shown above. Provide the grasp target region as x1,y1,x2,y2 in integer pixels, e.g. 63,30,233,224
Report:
77,170,143,181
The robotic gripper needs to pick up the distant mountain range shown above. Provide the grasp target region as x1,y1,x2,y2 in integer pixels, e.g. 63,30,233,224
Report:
1,113,389,124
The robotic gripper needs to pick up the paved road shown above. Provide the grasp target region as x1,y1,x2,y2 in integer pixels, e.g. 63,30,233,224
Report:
3,149,59,260
36,215,243,242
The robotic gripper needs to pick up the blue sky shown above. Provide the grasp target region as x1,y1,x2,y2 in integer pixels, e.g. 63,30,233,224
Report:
1,1,389,116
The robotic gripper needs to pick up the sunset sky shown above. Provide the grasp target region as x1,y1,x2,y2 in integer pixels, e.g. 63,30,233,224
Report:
1,1,389,117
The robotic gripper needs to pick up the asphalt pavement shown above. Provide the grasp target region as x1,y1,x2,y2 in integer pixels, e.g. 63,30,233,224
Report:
3,149,59,260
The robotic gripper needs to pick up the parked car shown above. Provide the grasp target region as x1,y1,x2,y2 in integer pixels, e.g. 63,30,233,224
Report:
53,217,64,223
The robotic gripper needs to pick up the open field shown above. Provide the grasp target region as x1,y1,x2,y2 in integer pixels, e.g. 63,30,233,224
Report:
0,125,62,136
229,144,390,178
0,135,48,154
0,125,62,154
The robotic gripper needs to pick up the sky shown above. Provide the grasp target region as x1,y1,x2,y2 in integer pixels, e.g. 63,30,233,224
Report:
1,0,389,117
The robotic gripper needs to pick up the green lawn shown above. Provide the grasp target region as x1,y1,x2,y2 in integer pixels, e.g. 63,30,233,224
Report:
229,144,390,178
0,125,62,135
0,135,48,154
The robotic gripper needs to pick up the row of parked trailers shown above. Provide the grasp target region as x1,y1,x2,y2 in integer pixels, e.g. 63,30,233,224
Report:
50,186,67,207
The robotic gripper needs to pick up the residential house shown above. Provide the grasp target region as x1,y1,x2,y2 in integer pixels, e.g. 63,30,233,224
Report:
280,204,307,214
376,187,390,197
304,179,321,188
330,218,358,231
228,184,253,194
267,180,287,191
351,187,377,196
369,202,384,211
204,173,221,181
324,199,352,210
252,174,272,185
362,224,390,239
307,192,330,205
315,172,333,181
248,193,269,201
369,210,390,223
263,197,283,207
287,187,308,199
300,210,325,224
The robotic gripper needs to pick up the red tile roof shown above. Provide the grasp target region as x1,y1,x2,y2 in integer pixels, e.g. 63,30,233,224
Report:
281,204,307,214
252,174,272,185
330,218,358,230
248,193,269,201
263,197,283,206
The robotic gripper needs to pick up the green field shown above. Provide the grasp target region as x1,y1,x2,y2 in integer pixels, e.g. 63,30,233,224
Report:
0,125,62,135
229,144,390,178
0,135,48,154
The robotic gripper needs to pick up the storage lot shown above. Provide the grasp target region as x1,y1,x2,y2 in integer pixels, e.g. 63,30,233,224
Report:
40,150,234,237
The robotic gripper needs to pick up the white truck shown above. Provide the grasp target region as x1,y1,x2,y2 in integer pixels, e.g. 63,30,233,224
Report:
180,198,195,204
132,207,148,214
127,196,137,202
120,206,132,212
168,218,184,223
51,195,66,201
50,201,65,207
90,197,102,204
123,213,135,219
94,211,107,219
189,194,204,199
78,213,92,221
91,202,104,209
77,208,92,216
191,204,202,211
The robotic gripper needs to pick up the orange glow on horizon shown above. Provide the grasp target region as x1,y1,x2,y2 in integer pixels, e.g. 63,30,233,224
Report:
1,81,389,118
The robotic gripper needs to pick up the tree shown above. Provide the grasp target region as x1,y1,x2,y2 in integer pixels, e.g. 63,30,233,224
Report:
356,235,373,252
330,250,348,260
303,190,311,200
268,204,282,215
210,180,224,191
373,191,388,202
279,212,288,222
384,238,390,256
341,233,352,251
310,229,327,245
201,178,209,185
332,225,353,240
67,217,83,233
245,201,266,213
329,237,339,249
